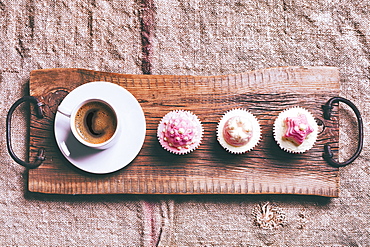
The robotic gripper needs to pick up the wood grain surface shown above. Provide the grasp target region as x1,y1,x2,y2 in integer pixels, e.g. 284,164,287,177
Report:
27,66,340,196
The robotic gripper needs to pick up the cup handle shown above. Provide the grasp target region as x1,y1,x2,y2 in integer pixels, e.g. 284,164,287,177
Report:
57,104,72,118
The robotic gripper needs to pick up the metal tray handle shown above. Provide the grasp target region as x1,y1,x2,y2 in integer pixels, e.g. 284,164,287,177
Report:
322,97,363,167
6,96,46,169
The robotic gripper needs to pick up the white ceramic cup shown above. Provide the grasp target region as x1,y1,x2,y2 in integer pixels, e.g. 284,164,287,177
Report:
57,98,120,150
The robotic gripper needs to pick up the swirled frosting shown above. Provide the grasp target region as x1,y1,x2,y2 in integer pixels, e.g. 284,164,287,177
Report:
223,116,253,147
283,113,314,145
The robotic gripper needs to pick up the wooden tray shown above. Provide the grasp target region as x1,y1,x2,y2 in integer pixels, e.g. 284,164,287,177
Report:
28,66,340,197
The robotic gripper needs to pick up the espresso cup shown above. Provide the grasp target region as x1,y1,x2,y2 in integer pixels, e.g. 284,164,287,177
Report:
57,98,120,149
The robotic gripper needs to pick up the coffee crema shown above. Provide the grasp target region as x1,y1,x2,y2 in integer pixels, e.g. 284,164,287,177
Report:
74,101,117,144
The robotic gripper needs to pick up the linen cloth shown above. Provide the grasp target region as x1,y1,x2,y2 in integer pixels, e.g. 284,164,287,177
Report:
0,0,369,245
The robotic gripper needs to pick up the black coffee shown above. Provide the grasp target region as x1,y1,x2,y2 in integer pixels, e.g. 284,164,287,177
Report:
74,101,117,144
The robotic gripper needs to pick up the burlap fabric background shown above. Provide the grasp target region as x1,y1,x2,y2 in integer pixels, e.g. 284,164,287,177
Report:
1,0,369,245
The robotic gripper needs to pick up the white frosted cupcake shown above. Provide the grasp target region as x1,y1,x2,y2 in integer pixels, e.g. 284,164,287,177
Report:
273,107,318,153
157,110,203,155
217,109,261,154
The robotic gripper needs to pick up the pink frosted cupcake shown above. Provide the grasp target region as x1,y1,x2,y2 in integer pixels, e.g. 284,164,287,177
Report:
273,107,318,153
157,110,203,155
217,109,261,154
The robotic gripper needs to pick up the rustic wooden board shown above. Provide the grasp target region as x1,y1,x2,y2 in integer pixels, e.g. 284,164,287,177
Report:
28,66,340,197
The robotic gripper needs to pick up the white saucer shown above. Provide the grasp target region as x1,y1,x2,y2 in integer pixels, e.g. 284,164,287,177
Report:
54,81,146,174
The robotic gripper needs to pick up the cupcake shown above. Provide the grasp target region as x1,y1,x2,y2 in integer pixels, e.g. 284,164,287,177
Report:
157,110,203,155
217,109,261,154
273,107,318,153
